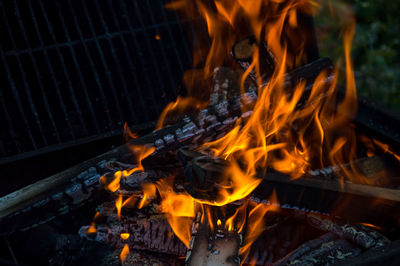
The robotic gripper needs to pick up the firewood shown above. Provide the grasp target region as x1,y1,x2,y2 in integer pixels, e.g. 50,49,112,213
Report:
231,36,276,83
306,215,390,249
79,213,187,257
272,232,338,265
185,213,241,266
273,238,361,266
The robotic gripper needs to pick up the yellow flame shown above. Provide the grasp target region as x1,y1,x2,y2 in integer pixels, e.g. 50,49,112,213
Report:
120,244,129,263
120,233,130,240
116,194,123,220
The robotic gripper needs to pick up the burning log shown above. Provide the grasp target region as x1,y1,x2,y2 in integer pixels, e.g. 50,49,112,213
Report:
185,213,241,266
231,36,334,90
180,150,400,227
79,204,187,257
306,215,390,249
256,172,400,228
273,236,362,266
271,232,339,265
231,36,276,83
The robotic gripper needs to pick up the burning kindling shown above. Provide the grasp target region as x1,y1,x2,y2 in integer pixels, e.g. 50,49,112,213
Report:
0,0,400,265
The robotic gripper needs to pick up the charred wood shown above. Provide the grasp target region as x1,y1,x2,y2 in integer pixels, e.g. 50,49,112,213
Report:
79,209,187,257
231,36,276,83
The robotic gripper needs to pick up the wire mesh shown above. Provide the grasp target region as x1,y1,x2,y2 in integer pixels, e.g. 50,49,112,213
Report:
0,0,197,162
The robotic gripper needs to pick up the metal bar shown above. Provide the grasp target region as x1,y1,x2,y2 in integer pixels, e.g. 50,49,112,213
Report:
3,20,195,57
119,0,162,116
0,2,38,149
4,237,18,265
166,0,193,68
80,0,124,123
29,1,81,139
3,30,129,57
29,1,83,139
158,0,189,71
4,2,49,147
15,1,63,144
92,0,136,122
144,0,178,101
0,88,21,154
65,0,114,127
106,0,150,122
53,0,101,133
120,0,165,114
0,119,156,166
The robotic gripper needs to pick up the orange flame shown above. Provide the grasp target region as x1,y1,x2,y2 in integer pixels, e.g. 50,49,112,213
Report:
116,194,123,219
120,244,129,263
103,0,371,258
240,191,279,263
155,0,365,256
156,96,206,129
120,233,130,240
156,178,197,248
100,145,155,192
137,183,157,209
87,211,101,235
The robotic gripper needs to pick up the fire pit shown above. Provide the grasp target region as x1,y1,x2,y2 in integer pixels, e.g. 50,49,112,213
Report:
1,0,400,265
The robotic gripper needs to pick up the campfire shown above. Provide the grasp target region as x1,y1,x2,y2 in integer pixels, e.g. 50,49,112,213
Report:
0,0,399,265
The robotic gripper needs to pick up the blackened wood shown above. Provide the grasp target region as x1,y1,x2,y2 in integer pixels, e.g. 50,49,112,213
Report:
274,238,361,266
305,215,389,249
231,36,275,83
80,214,187,257
272,232,338,266
255,172,400,228
0,123,184,234
333,240,400,266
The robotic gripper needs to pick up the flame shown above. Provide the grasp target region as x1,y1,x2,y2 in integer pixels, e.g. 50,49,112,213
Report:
240,191,279,263
104,0,376,260
155,96,206,129
156,178,197,248
225,200,248,232
87,211,100,235
372,139,400,162
360,222,383,231
116,194,123,219
154,0,366,257
137,183,157,209
123,122,138,142
87,222,97,234
100,145,155,192
120,233,130,240
120,244,129,263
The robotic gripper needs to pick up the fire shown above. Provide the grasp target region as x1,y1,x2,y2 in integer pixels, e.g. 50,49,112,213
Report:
240,191,279,262
103,0,378,261
100,144,155,192
120,244,129,263
87,211,101,235
116,194,122,219
120,233,130,240
156,178,197,248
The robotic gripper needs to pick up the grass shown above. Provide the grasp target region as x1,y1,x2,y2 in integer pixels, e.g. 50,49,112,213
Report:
314,0,400,112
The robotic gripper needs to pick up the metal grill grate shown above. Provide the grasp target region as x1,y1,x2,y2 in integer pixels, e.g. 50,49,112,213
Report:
0,0,196,162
